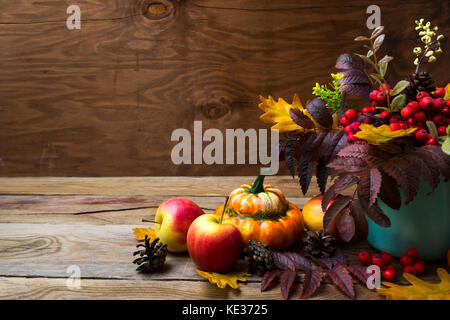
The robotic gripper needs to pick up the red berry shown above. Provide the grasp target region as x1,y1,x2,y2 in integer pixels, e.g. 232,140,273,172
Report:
350,121,361,132
416,91,430,101
447,99,450,107
407,101,420,113
442,107,450,117
364,118,373,124
362,107,370,113
403,265,417,275
370,90,379,101
347,132,357,142
380,111,391,119
433,87,445,98
415,111,427,122
371,254,386,269
344,125,352,134
340,116,350,126
433,98,446,111
358,251,371,265
379,84,389,92
399,122,408,130
381,252,392,265
344,109,357,121
432,114,446,126
357,112,362,117
413,262,425,275
414,259,425,266
401,106,414,119
438,126,447,136
415,129,429,143
382,269,397,282
368,106,376,113
419,97,434,110
407,118,417,126
425,137,438,145
371,100,377,107
390,123,401,131
390,115,401,123
385,265,396,272
400,255,414,266
377,92,387,104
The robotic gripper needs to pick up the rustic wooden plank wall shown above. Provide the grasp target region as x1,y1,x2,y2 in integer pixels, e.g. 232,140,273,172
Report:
0,0,448,176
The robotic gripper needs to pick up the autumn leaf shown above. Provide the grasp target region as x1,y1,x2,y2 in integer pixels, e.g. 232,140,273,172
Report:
354,124,417,144
133,227,156,241
377,268,450,300
258,94,319,132
195,270,251,289
444,83,450,100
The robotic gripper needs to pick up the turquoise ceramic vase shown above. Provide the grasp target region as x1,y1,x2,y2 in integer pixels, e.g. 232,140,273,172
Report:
367,178,450,261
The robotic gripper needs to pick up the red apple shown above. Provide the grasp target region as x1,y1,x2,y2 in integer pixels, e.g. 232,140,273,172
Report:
187,214,245,272
155,198,205,252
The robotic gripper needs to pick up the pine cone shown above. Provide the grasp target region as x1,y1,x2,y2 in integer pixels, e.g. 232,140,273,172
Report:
303,230,337,259
404,72,436,102
242,240,274,276
133,236,167,272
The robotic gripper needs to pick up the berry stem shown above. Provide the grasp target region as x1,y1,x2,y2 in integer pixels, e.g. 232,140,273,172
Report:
369,38,391,109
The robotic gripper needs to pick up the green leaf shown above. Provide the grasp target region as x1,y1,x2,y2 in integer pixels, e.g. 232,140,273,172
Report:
373,34,385,52
355,53,377,69
375,106,390,111
378,55,394,65
370,75,387,95
390,94,406,112
426,121,439,139
379,61,388,77
447,125,450,136
391,80,411,96
367,50,374,58
355,36,370,41
442,137,450,156
371,26,385,40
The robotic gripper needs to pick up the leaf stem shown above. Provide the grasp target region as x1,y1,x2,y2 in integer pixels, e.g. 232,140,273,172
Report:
369,39,390,108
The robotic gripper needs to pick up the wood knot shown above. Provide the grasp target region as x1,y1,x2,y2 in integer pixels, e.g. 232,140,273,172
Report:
200,100,230,120
142,0,173,20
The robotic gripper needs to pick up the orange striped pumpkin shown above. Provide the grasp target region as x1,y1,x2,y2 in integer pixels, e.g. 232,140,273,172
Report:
214,175,304,251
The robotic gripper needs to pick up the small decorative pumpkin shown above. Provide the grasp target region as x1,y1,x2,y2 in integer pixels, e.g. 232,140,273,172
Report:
214,175,304,251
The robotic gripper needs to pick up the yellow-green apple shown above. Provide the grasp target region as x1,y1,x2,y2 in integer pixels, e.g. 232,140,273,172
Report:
187,214,245,272
155,198,205,252
302,194,339,235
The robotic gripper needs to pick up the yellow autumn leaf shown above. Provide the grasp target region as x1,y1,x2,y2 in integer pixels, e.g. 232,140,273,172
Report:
354,124,417,144
195,269,251,289
444,83,450,100
258,94,319,132
377,268,450,300
132,227,156,241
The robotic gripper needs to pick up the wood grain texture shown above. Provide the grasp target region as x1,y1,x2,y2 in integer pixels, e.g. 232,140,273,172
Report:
0,176,352,197
0,195,312,224
0,223,443,285
0,277,381,300
0,0,448,176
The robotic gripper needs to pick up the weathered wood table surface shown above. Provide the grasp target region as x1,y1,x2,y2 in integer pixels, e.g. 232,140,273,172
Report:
0,176,445,300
